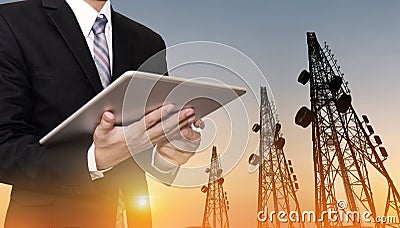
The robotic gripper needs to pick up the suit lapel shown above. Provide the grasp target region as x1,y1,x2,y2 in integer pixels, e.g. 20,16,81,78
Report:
111,10,136,81
42,0,103,94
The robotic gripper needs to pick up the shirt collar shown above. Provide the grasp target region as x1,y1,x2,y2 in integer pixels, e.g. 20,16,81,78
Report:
65,0,112,38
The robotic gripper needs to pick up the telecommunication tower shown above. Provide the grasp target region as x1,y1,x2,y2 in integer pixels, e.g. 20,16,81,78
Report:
295,32,400,227
201,146,230,228
249,86,304,228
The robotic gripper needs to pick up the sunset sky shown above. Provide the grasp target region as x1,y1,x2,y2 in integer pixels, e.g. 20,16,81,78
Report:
1,0,400,227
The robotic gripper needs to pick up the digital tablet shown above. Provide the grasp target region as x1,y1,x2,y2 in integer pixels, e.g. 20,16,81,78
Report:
40,71,246,146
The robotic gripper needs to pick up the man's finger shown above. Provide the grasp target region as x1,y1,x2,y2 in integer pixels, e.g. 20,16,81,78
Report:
150,108,194,135
146,112,180,141
97,111,116,133
181,126,201,141
193,119,204,129
164,109,195,135
144,104,175,128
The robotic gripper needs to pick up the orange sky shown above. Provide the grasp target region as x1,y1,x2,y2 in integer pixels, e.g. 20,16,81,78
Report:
1,108,398,228
1,80,399,228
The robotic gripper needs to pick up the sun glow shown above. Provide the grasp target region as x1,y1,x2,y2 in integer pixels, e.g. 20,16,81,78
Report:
138,197,148,207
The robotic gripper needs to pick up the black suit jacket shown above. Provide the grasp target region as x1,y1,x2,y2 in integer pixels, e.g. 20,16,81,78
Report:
0,0,168,227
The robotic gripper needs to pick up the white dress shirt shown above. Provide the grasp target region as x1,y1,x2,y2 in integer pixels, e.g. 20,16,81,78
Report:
65,0,178,180
66,0,113,70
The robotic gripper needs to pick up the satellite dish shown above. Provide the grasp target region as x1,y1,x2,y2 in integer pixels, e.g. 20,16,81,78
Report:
335,94,352,113
298,70,311,85
295,106,316,128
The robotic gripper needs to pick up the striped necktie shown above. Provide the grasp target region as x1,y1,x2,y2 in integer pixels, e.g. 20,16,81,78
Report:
92,15,126,228
92,15,111,88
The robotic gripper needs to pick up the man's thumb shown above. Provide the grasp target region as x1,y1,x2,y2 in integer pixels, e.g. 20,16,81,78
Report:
98,111,115,132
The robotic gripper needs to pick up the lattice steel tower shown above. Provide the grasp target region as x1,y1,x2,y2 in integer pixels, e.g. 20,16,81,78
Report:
249,86,304,228
295,32,400,227
201,146,230,228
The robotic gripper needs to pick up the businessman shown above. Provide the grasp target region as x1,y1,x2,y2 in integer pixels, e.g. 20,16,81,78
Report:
0,0,201,227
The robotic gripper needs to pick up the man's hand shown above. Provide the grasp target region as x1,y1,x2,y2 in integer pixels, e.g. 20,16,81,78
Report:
93,105,200,170
155,119,202,166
